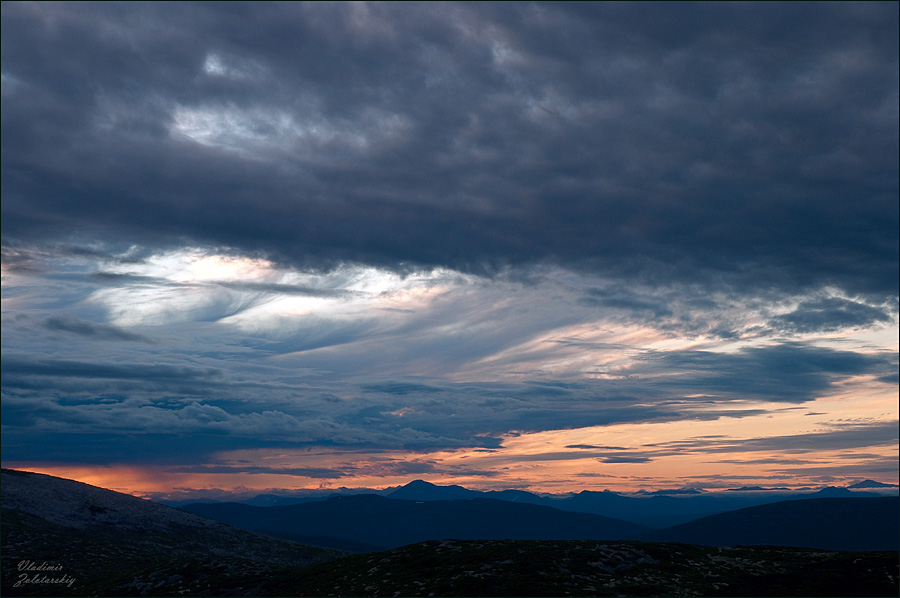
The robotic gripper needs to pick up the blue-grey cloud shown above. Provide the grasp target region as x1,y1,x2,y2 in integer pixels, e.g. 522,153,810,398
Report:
1,355,225,388
44,314,151,342
644,421,899,455
877,373,899,385
362,382,447,395
633,342,893,402
1,337,892,467
579,287,673,319
599,455,653,464
168,465,353,479
769,297,894,333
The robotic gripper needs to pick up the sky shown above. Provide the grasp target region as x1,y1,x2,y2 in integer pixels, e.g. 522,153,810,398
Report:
1,1,898,499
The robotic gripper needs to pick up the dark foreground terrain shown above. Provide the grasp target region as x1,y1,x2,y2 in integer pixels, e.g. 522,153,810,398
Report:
1,468,342,596
278,539,899,597
2,469,898,597
5,524,897,597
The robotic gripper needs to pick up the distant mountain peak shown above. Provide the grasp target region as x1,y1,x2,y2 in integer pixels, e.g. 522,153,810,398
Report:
848,479,898,489
403,479,439,489
572,489,623,497
388,480,481,501
811,486,856,497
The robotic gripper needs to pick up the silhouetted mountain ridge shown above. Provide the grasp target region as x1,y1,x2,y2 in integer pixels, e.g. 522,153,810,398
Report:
377,479,890,528
388,479,481,500
182,481,900,553
174,478,895,526
849,479,899,489
181,494,650,552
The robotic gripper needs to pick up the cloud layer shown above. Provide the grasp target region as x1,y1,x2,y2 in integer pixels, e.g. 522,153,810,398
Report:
3,2,897,296
2,2,897,493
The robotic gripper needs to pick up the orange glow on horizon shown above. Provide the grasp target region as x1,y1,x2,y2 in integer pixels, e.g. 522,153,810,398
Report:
5,454,897,499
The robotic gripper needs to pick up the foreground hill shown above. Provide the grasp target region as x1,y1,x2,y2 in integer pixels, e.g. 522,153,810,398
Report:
181,494,651,552
643,496,900,551
278,539,899,597
1,469,342,596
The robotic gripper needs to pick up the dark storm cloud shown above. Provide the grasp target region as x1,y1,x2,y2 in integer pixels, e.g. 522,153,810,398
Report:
599,455,653,464
0,431,312,464
2,2,897,298
2,335,890,467
877,373,899,385
1,355,224,384
633,342,893,402
579,287,673,319
769,297,894,333
362,382,447,395
44,314,151,342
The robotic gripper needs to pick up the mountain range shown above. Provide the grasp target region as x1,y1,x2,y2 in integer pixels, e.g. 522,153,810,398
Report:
180,494,651,552
185,478,894,528
181,485,899,553
3,469,897,597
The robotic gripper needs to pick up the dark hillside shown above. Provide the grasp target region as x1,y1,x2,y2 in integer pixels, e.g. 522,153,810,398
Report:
642,496,899,551
1,469,342,596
